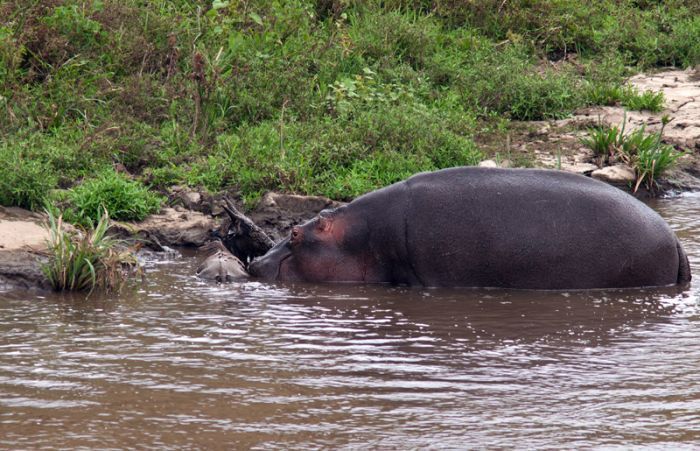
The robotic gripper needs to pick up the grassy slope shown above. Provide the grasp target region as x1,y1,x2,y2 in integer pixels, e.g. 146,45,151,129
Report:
1,0,699,219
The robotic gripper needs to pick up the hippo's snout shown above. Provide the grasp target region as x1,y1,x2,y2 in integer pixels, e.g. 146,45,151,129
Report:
248,256,277,279
248,239,292,280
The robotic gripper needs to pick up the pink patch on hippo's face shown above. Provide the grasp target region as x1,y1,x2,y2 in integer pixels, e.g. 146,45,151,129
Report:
283,215,366,283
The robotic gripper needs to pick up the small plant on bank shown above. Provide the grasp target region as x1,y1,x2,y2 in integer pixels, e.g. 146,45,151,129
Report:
42,208,142,293
621,88,665,112
585,84,664,112
584,83,625,106
621,117,684,192
580,118,626,167
67,170,163,227
580,116,684,192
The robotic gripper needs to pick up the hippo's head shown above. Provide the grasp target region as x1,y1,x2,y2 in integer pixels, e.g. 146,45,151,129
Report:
248,208,372,283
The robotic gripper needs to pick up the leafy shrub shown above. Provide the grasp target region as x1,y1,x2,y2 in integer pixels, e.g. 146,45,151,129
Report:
67,170,163,226
0,146,57,210
42,208,141,292
442,42,582,120
347,11,438,70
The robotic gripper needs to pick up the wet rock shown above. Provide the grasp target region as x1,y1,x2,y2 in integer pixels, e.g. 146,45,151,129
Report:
113,208,219,248
658,165,700,192
478,159,499,168
0,207,51,290
249,192,344,242
0,250,49,290
591,164,636,184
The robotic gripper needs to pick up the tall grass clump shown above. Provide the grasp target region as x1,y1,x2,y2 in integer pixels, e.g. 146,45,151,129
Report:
42,208,142,293
67,170,163,226
620,117,684,191
580,119,627,167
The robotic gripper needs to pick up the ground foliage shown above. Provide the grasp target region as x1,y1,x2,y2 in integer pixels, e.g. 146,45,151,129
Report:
1,0,698,213
42,208,142,293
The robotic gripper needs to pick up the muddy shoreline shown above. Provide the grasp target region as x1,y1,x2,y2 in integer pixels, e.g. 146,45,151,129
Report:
0,192,340,291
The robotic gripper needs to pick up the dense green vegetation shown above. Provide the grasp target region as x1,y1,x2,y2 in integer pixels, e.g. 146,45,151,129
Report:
2,0,699,218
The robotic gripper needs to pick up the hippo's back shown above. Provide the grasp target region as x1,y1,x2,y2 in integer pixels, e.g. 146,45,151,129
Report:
399,167,682,289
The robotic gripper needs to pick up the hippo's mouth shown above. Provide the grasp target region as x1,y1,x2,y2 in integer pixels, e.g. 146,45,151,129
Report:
275,253,294,280
249,246,293,280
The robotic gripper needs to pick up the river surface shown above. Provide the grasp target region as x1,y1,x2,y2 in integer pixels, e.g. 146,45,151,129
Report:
1,195,699,449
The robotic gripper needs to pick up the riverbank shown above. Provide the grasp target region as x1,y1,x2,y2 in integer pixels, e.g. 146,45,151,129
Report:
477,68,700,195
0,192,339,290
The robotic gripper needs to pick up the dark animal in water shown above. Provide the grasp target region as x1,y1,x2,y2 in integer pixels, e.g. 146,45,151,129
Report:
249,167,691,289
196,240,248,282
215,198,274,263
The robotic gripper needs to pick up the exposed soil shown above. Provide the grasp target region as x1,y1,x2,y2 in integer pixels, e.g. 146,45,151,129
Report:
0,207,48,251
111,206,220,250
478,68,700,195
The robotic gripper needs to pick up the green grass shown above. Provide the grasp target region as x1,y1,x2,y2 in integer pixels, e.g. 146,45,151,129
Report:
620,118,684,191
584,83,665,112
65,170,164,227
0,0,698,211
42,208,142,293
580,120,627,167
0,144,57,210
621,88,665,112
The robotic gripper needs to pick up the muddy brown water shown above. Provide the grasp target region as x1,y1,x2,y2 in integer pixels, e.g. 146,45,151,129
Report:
1,195,699,449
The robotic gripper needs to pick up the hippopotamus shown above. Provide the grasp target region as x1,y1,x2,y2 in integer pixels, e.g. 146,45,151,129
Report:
196,240,248,282
249,167,691,289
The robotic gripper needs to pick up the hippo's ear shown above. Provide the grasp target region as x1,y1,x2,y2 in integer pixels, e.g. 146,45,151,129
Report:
317,216,332,233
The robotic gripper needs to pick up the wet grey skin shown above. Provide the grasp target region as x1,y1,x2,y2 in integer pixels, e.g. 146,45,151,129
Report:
196,240,249,282
249,167,691,289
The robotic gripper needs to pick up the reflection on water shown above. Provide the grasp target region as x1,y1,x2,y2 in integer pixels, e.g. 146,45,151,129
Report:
1,195,699,448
